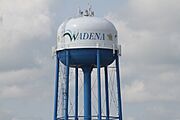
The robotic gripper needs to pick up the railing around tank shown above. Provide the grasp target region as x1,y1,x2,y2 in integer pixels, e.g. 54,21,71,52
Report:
57,115,120,120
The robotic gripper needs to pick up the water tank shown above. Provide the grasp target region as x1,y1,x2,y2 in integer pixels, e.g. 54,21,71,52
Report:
56,10,119,67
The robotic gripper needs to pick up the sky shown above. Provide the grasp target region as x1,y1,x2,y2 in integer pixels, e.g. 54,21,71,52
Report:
0,0,180,120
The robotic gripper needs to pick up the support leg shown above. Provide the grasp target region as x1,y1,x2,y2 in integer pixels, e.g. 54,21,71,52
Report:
104,66,109,120
115,54,123,120
97,49,102,120
65,51,69,120
75,66,78,120
53,56,59,120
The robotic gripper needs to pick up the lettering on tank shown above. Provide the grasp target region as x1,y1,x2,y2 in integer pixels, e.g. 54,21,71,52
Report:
63,30,106,41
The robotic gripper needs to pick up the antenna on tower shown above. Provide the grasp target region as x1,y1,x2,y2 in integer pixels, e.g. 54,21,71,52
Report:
77,4,94,17
77,7,83,17
78,7,83,17
88,3,94,16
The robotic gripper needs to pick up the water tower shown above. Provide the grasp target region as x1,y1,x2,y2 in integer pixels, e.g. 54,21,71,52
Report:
53,7,123,120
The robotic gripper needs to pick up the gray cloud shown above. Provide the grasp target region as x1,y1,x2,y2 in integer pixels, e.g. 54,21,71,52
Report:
0,0,52,72
0,0,55,119
106,0,180,119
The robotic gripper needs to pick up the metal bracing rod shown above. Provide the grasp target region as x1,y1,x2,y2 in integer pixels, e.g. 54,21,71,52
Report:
75,66,78,120
53,55,59,120
97,49,102,120
65,51,70,120
115,54,123,120
104,66,110,120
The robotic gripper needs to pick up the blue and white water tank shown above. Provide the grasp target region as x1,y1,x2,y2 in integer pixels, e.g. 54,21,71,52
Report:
57,16,118,50
56,11,120,66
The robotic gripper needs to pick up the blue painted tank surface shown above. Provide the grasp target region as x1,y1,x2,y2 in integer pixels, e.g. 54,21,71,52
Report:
57,48,116,67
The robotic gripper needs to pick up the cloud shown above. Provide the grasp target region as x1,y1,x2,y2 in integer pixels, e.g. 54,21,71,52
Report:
0,61,54,98
106,0,180,104
0,85,25,98
127,117,135,120
0,0,55,119
123,81,149,102
0,0,52,72
105,0,180,119
0,110,13,120
127,0,180,33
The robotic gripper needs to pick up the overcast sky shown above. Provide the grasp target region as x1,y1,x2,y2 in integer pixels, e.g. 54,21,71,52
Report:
0,0,180,120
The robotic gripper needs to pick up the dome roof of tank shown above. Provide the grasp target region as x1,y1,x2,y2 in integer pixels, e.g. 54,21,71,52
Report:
58,16,117,33
56,15,118,51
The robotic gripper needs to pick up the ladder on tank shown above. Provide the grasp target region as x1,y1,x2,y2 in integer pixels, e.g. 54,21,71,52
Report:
58,62,67,119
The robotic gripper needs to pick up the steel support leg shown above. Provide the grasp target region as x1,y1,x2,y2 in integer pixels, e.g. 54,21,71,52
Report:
104,66,109,120
75,66,78,120
97,49,102,120
65,51,69,120
115,54,123,120
53,55,59,120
